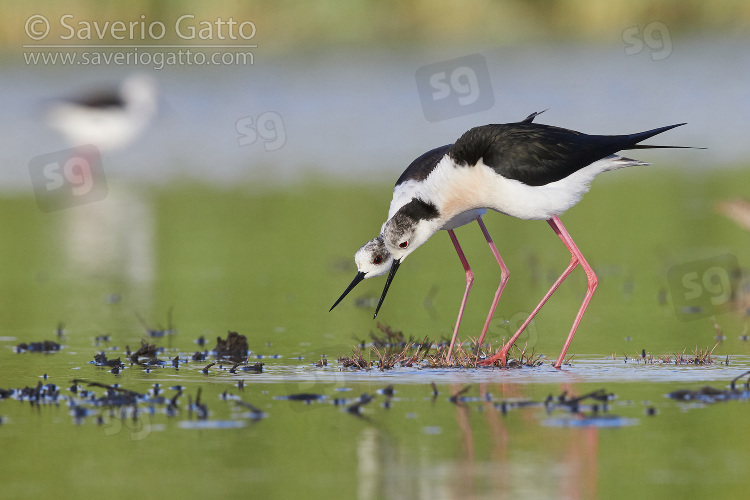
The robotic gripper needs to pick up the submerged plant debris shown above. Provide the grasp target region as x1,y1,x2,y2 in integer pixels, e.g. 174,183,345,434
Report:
488,387,637,427
275,393,328,404
5,368,750,434
136,307,176,339
667,370,750,404
0,377,266,429
15,340,62,353
346,393,374,416
5,316,749,437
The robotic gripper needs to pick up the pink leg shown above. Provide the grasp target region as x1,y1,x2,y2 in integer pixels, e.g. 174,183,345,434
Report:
480,215,598,369
445,229,473,362
551,216,598,367
476,216,510,345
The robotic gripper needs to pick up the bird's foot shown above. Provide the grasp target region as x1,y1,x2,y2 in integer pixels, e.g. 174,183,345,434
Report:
478,347,509,367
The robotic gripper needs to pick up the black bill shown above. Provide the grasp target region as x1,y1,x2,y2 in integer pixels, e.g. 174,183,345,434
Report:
373,259,400,319
329,271,366,312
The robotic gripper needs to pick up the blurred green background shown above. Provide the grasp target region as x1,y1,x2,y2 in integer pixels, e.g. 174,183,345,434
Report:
2,0,750,49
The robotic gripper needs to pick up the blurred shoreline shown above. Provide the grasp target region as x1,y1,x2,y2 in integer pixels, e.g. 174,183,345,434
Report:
2,1,750,51
2,38,746,193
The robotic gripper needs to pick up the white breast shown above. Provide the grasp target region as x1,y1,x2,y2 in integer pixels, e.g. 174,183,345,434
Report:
386,158,487,231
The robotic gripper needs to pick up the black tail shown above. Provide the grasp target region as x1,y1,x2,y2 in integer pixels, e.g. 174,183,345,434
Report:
450,120,701,187
630,144,706,150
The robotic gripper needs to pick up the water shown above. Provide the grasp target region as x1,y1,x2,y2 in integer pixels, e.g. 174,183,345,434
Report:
2,40,750,498
3,352,750,498
1,172,750,498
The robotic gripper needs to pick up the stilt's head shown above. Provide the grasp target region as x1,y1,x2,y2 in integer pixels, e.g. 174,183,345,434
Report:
329,236,393,312
381,198,441,263
353,236,393,278
373,198,442,318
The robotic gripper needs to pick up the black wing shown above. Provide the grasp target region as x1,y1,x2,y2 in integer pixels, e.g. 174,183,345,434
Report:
448,122,686,186
67,90,124,109
395,111,550,186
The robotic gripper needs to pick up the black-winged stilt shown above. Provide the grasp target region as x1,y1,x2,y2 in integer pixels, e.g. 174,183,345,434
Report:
330,113,544,312
332,113,693,368
46,74,157,151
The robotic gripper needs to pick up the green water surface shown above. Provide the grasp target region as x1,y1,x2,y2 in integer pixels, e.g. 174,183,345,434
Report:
1,167,750,499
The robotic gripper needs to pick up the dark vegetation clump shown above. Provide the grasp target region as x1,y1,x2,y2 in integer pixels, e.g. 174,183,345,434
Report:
129,341,163,365
241,362,264,373
339,324,545,371
76,328,261,376
93,352,123,368
616,343,721,365
214,331,249,361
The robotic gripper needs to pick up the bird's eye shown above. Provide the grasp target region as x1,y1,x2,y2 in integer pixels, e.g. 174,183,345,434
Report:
373,255,383,265
399,241,408,248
